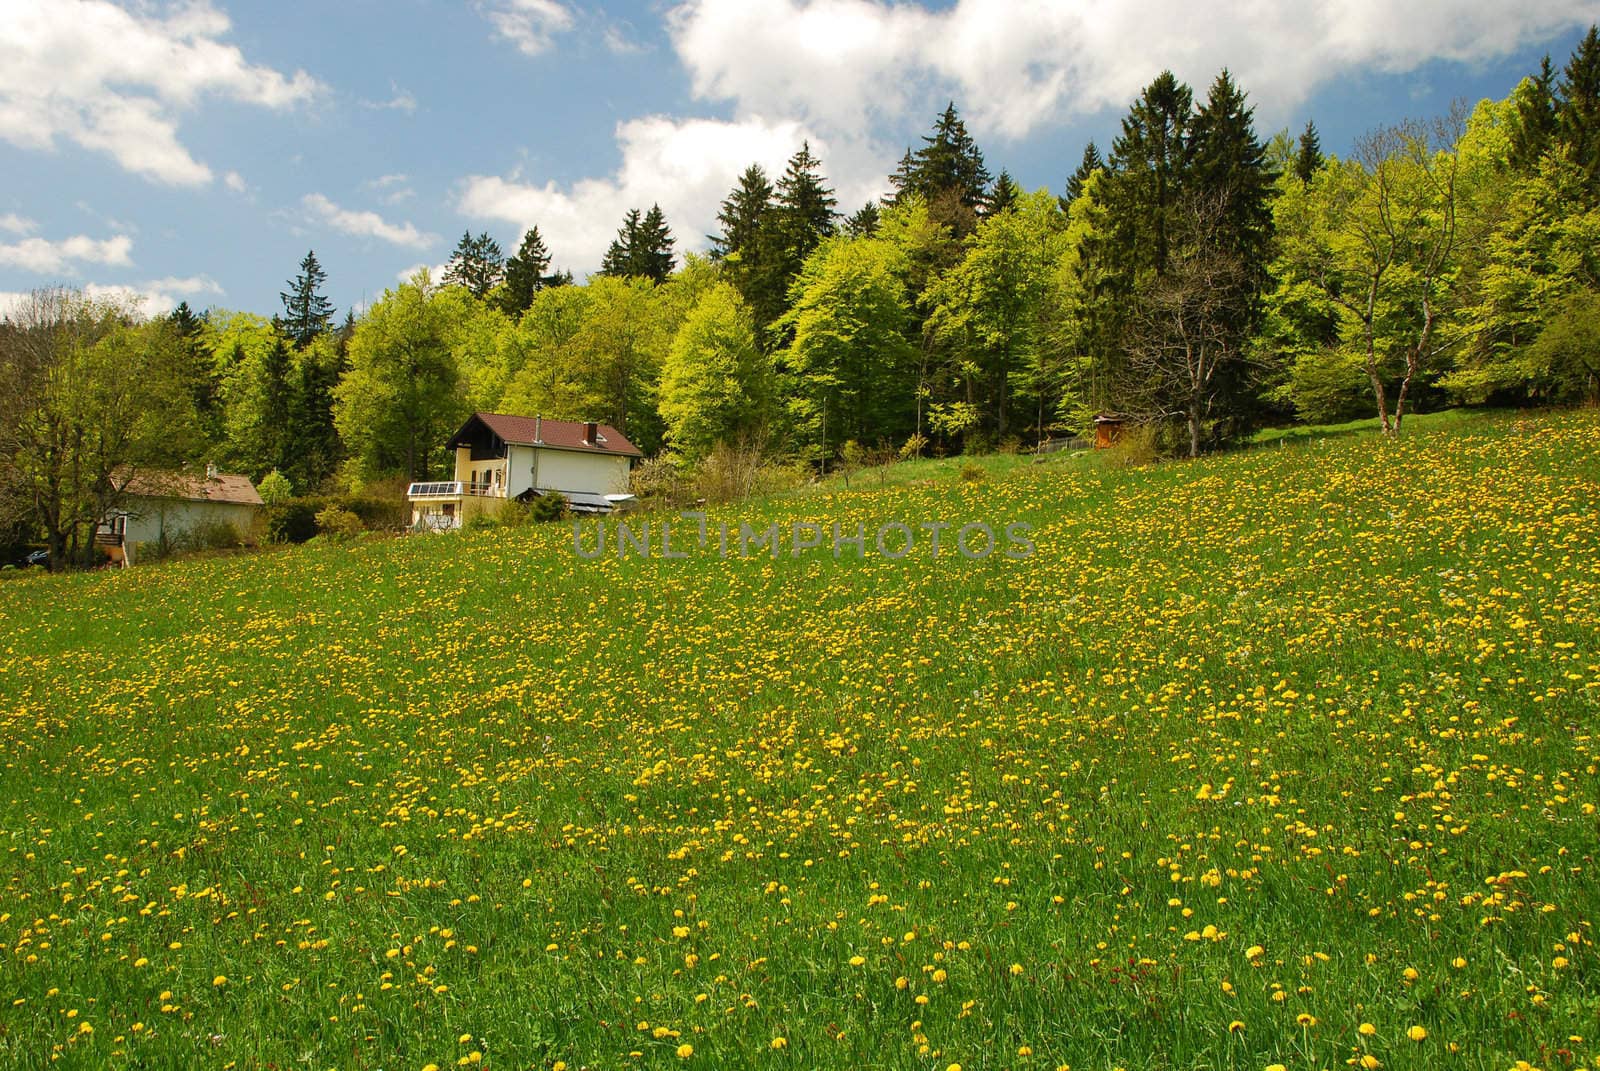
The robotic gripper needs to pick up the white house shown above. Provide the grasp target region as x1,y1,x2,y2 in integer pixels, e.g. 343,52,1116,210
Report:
98,465,264,566
407,412,642,531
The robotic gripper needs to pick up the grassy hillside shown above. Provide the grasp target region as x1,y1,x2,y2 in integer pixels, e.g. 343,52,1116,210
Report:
0,410,1596,1070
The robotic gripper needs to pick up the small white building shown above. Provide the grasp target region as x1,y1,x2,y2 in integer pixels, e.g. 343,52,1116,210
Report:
407,412,642,531
99,466,264,565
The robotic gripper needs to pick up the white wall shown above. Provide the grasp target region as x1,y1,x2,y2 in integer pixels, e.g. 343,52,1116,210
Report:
123,497,261,551
506,444,536,497
531,448,630,496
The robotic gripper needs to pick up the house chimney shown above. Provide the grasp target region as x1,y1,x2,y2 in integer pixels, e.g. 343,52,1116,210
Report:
584,421,598,445
534,415,542,444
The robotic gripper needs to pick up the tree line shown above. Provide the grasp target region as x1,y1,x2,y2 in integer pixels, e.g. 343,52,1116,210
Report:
5,30,1600,564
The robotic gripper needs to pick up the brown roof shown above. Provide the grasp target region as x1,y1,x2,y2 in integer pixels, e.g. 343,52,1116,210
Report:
119,469,264,507
457,412,643,458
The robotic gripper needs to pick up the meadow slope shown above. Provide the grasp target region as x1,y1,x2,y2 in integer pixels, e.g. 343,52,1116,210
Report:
0,410,1596,1070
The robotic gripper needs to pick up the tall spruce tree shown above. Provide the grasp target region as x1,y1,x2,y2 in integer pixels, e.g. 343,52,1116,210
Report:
712,165,786,339
1108,71,1195,275
260,336,293,474
774,142,838,260
499,227,553,315
636,204,677,283
280,250,335,350
909,103,992,209
1062,142,1105,209
1295,120,1324,184
166,301,221,443
844,201,881,236
1558,26,1600,189
600,206,675,283
287,342,344,489
443,231,505,299
1186,69,1276,442
600,209,643,278
711,165,774,260
887,148,918,201
1510,56,1559,172
985,170,1021,216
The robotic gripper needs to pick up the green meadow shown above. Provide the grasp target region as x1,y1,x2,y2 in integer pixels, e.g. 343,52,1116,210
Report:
0,409,1595,1071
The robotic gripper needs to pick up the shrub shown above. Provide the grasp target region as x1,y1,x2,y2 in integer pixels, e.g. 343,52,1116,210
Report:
266,500,319,544
1095,424,1160,469
527,492,569,523
179,519,243,553
257,469,294,506
959,461,986,483
339,493,405,532
314,505,363,542
631,456,692,509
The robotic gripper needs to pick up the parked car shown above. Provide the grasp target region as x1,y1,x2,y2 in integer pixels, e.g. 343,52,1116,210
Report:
20,550,48,568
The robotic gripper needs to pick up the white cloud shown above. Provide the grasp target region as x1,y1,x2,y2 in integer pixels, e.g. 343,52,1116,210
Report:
479,0,575,56
81,283,179,319
602,22,648,55
395,261,452,286
666,0,1600,139
0,0,320,186
363,82,418,113
0,280,193,320
458,114,835,274
143,274,224,298
0,232,133,273
0,213,36,236
364,173,416,206
302,193,436,249
224,171,247,194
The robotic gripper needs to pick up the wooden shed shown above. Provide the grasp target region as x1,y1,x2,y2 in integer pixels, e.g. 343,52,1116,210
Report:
1092,413,1126,449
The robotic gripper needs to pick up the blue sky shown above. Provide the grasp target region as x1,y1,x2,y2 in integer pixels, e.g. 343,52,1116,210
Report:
2,0,1597,320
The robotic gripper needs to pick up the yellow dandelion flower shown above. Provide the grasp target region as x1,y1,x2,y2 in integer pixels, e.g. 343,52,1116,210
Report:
676,1043,693,1059
1406,1025,1427,1042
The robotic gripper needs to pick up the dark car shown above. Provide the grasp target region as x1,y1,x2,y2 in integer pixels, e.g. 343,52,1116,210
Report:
20,550,48,568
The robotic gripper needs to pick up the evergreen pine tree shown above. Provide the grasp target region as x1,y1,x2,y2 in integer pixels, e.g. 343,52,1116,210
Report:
636,204,677,283
1061,142,1105,210
711,165,774,260
600,209,643,277
911,103,992,210
287,344,344,490
1186,69,1276,442
166,302,221,442
844,201,881,237
985,170,1020,216
713,165,788,344
443,231,505,299
1557,27,1600,188
261,337,293,474
1294,120,1324,184
1512,56,1560,172
886,148,917,203
499,226,553,315
1108,70,1195,275
774,141,838,259
280,250,335,350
